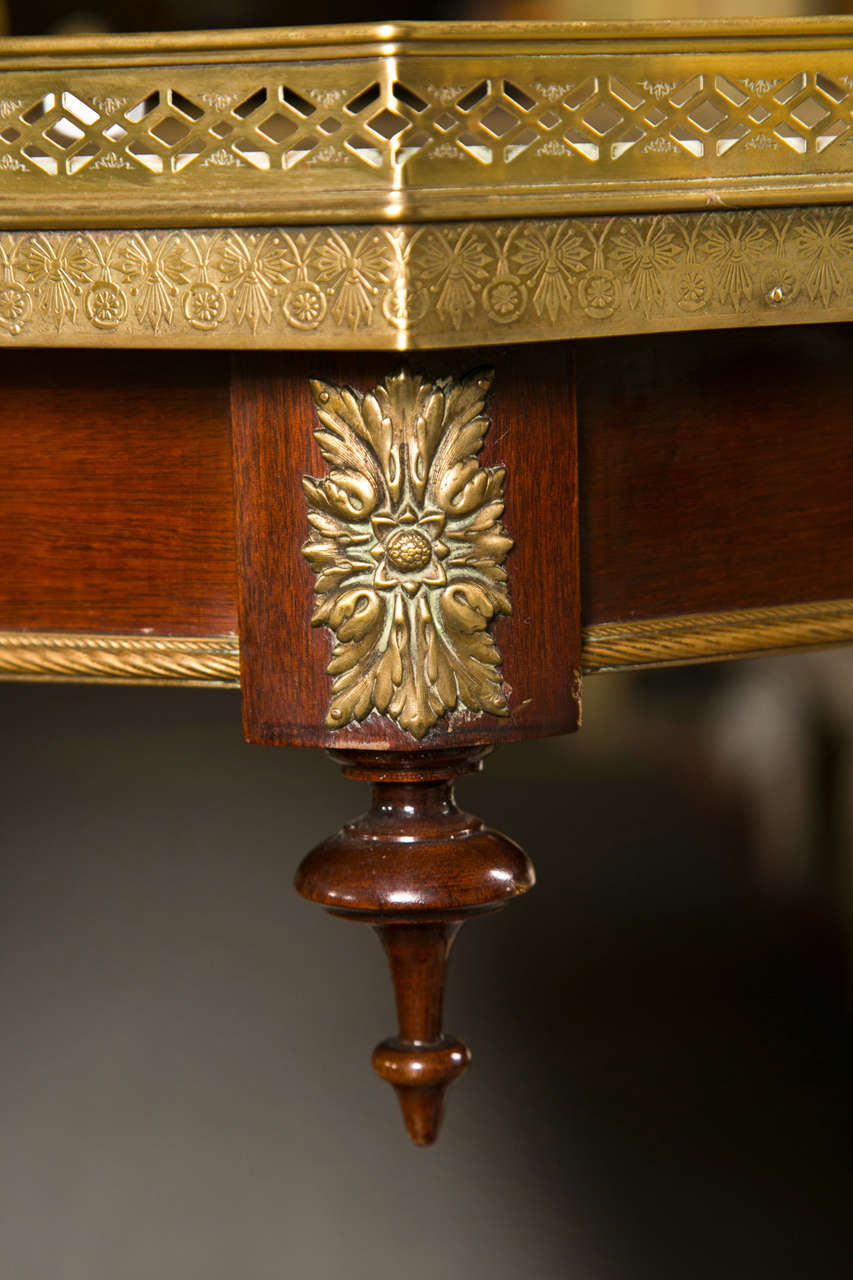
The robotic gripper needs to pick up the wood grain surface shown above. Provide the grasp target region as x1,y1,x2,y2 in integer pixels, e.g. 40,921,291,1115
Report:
231,347,581,748
0,350,238,637
577,323,853,624
1,324,850,668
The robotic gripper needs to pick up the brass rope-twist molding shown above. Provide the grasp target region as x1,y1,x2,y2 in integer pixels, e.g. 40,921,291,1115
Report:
3,600,853,689
4,20,853,229
581,599,853,670
0,631,241,683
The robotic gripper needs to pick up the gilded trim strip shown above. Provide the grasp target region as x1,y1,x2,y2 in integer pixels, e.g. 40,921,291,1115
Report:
1,205,851,349
0,632,240,685
2,602,852,688
582,600,853,672
3,22,853,226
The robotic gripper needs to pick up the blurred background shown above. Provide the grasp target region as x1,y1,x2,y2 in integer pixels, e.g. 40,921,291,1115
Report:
3,0,853,36
2,0,853,1278
3,656,853,1280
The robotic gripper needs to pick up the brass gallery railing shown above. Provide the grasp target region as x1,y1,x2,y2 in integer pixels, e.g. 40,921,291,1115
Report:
3,19,853,228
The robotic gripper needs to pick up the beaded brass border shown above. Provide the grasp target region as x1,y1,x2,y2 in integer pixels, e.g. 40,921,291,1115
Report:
1,205,851,349
1,602,851,688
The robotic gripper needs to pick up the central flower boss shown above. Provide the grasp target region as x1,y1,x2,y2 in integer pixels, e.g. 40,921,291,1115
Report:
301,368,514,739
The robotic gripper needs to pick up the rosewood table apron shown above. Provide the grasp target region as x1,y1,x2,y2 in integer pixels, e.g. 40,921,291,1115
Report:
1,19,853,1145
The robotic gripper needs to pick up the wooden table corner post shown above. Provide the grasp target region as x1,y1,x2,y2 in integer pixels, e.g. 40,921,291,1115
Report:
230,346,581,1144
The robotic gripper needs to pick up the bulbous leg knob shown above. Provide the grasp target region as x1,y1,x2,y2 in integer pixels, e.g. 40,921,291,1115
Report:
294,748,534,1145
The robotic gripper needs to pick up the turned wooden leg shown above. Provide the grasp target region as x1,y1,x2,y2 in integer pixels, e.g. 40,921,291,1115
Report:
295,748,533,1144
231,349,580,1142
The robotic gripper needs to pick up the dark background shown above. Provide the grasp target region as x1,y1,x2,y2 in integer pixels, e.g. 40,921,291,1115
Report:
5,1,453,33
4,0,850,36
3,662,853,1279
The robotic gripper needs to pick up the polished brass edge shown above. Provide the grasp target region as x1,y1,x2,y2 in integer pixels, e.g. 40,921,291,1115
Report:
5,18,853,61
0,632,241,685
1,205,851,349
581,600,853,672
2,46,853,225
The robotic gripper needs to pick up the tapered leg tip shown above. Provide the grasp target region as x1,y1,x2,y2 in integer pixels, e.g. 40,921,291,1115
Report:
373,1036,471,1147
395,1085,447,1147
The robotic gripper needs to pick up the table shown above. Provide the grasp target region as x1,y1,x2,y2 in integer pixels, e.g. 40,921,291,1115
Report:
1,17,852,1145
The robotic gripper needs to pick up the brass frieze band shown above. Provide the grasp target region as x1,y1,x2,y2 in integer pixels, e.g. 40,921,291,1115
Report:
3,20,853,226
2,601,851,688
1,204,852,349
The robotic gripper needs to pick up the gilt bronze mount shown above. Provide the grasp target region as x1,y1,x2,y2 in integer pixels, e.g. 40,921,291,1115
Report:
301,368,513,739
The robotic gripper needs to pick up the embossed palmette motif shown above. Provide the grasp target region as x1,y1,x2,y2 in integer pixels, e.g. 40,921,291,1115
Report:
113,232,192,331
16,233,95,329
214,231,291,332
610,220,682,312
417,228,491,330
508,221,589,322
313,230,391,330
301,370,513,739
701,216,772,310
793,209,853,306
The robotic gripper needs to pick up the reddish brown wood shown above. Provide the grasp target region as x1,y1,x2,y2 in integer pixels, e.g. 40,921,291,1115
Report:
577,323,853,624
0,326,851,649
295,747,533,1145
231,347,581,749
371,924,469,1147
0,349,237,636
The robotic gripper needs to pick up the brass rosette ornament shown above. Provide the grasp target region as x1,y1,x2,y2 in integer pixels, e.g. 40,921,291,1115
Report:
301,368,513,739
